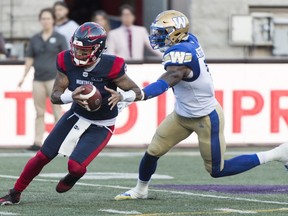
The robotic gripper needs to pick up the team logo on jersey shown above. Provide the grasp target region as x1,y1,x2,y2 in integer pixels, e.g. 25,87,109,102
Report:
163,52,192,64
83,72,88,77
172,16,186,29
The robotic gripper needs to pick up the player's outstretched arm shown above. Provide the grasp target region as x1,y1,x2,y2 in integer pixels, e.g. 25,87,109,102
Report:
141,65,189,100
105,74,142,110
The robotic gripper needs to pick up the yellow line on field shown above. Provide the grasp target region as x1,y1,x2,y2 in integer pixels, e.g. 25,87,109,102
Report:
132,207,288,215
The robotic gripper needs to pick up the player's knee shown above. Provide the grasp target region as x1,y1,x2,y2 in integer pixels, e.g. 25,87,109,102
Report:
147,143,166,157
68,159,87,177
210,171,221,178
35,150,51,163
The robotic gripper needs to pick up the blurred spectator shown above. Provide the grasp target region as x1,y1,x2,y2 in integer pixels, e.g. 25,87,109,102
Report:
18,8,67,151
92,10,111,33
53,1,79,47
0,33,6,59
106,4,161,61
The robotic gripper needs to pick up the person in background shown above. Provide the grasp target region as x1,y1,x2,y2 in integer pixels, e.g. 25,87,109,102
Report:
53,1,79,47
91,10,111,33
0,33,6,59
18,8,67,151
106,4,161,61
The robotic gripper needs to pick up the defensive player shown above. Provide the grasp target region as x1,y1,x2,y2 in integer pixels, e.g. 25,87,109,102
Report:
0,22,142,205
106,10,288,200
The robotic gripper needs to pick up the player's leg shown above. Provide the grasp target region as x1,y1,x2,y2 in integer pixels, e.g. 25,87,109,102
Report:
56,124,114,193
115,112,192,200
0,110,80,205
32,80,46,147
198,104,261,177
46,80,62,123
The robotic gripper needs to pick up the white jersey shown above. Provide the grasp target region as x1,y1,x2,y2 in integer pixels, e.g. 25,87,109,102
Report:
163,34,217,118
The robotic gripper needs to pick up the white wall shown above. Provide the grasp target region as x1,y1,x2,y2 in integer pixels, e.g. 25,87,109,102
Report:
1,63,288,147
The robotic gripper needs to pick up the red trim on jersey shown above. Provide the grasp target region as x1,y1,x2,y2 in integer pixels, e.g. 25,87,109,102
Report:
81,126,115,167
108,57,125,79
57,51,67,73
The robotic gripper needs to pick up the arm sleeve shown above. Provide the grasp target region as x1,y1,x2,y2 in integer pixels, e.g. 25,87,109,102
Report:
56,51,67,74
108,56,126,79
142,79,169,100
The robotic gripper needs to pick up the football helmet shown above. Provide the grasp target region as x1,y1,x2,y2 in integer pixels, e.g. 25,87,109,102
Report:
149,10,189,52
70,22,106,66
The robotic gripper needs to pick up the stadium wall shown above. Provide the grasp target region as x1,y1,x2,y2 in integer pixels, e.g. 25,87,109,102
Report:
0,63,287,147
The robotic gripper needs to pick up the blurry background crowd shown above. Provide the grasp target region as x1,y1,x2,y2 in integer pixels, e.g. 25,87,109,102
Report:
1,0,288,62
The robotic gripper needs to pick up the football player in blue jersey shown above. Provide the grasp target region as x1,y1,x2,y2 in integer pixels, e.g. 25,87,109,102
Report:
0,22,143,205
106,10,288,200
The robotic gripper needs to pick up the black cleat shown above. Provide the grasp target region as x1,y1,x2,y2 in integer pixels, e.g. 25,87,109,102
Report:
0,189,21,206
56,174,80,193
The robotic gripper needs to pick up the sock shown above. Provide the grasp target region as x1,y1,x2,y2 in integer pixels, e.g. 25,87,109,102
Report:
211,154,260,178
14,151,51,192
139,152,159,181
134,179,149,194
257,147,281,164
68,159,86,178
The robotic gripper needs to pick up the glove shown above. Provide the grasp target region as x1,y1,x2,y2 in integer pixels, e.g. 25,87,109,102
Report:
117,101,132,113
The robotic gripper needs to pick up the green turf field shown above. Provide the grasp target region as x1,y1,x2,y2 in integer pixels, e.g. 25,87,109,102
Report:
0,147,287,216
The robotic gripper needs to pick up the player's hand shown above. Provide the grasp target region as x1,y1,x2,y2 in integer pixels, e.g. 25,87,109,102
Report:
72,86,89,109
105,86,122,110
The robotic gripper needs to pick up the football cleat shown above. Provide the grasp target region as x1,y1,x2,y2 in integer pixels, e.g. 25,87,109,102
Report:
0,189,21,205
114,189,148,201
56,174,80,193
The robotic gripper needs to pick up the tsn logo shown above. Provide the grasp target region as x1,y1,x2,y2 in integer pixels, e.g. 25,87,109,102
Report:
172,16,186,29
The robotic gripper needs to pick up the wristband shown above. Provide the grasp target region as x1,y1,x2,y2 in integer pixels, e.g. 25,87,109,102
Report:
119,90,136,102
60,90,73,104
140,90,145,100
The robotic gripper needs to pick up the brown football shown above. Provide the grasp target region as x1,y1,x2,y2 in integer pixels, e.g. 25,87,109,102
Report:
80,84,102,111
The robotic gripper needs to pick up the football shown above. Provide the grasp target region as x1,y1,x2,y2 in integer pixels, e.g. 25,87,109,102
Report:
79,84,102,111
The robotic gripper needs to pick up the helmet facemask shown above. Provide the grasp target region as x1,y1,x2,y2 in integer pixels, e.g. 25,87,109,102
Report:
149,26,174,52
71,40,101,66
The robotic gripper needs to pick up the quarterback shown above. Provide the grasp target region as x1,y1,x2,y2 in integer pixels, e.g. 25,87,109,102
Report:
106,10,288,200
0,22,142,205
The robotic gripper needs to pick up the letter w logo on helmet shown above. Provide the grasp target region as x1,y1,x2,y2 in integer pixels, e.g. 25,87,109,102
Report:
172,16,186,29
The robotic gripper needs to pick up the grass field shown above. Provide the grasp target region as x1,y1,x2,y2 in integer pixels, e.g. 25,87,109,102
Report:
0,147,288,216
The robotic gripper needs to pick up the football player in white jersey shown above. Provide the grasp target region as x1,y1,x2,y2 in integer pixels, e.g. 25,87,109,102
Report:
106,10,288,200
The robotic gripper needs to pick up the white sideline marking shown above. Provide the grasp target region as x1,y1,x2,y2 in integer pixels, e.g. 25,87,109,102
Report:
0,174,288,206
38,172,173,180
99,209,141,215
216,208,257,214
0,212,19,215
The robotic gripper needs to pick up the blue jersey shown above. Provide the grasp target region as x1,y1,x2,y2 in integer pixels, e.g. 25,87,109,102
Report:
162,33,217,118
56,50,126,120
